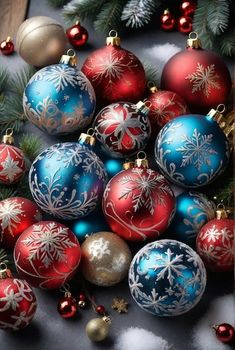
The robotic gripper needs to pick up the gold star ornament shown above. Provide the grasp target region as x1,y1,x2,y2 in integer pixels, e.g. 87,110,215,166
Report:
111,297,128,313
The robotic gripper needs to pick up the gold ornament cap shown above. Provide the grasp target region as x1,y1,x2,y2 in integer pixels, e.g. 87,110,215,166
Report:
102,316,111,325
79,128,96,146
187,32,202,49
106,30,121,46
216,204,228,219
60,49,77,66
134,151,148,168
2,128,14,145
123,159,135,170
136,100,151,116
0,263,12,279
147,81,158,94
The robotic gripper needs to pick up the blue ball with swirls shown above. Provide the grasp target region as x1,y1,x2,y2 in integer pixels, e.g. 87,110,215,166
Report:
155,114,230,188
167,191,216,246
129,239,206,316
29,138,107,220
23,60,96,135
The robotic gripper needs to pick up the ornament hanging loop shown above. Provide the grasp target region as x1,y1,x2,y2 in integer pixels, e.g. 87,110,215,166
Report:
147,81,158,93
135,151,148,168
187,31,201,49
0,263,12,279
216,203,228,220
79,128,96,146
136,100,150,116
106,30,120,46
2,128,14,144
216,104,226,114
60,283,71,297
60,49,77,66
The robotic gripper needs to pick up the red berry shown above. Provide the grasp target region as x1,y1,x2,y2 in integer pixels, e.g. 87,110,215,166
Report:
96,305,105,315
57,297,78,319
79,293,86,301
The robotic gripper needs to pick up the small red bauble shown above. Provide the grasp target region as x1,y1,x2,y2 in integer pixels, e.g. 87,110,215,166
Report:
0,197,42,249
66,21,88,48
178,16,192,34
57,295,78,318
161,33,232,113
196,209,234,272
96,305,105,315
160,9,175,31
93,101,151,158
14,221,81,289
0,267,37,331
0,37,14,55
213,323,235,344
181,1,196,17
82,31,146,106
102,157,175,241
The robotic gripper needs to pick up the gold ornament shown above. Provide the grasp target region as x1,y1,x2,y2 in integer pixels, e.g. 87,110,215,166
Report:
16,16,67,67
81,232,132,286
86,317,111,342
111,297,128,313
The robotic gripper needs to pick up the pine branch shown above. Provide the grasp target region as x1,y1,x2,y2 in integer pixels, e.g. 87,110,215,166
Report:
48,0,69,7
121,0,159,28
0,186,17,201
143,61,160,87
220,28,235,57
0,248,8,265
212,178,234,208
207,0,230,35
16,176,32,200
0,67,9,94
193,0,214,50
94,0,126,34
19,134,43,162
63,0,106,23
8,66,36,97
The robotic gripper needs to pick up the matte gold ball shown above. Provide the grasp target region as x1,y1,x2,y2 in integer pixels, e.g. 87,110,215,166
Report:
16,16,67,67
81,232,132,286
86,318,109,342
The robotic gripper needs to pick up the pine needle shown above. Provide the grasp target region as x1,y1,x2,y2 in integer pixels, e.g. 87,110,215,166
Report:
0,67,9,94
48,0,69,7
94,0,126,34
8,66,36,96
0,186,17,201
220,28,235,57
121,0,159,28
0,248,8,265
19,134,43,162
63,0,106,23
207,0,230,35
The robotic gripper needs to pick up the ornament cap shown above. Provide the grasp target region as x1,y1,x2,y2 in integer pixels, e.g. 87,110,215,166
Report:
2,128,14,144
123,160,135,170
187,32,202,49
106,30,121,46
135,151,149,168
0,263,12,279
147,81,158,93
60,49,77,66
136,100,151,116
216,204,228,219
102,316,111,325
79,128,96,146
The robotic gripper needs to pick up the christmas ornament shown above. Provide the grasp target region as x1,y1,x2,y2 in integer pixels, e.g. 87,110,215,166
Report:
16,16,67,67
155,105,230,188
78,293,86,309
86,316,111,342
196,206,234,272
29,131,107,220
93,101,151,158
14,221,81,289
213,323,235,344
0,129,26,185
0,263,37,330
181,1,196,17
103,153,175,241
23,50,96,135
167,191,215,246
160,10,175,31
96,305,105,315
80,231,132,286
112,297,128,313
161,32,232,113
147,82,189,137
66,21,88,48
0,37,14,55
57,285,78,319
178,16,192,34
82,30,146,105
129,239,207,316
0,197,42,249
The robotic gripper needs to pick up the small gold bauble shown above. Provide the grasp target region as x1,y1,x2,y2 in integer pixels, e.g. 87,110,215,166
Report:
16,16,67,67
86,318,109,342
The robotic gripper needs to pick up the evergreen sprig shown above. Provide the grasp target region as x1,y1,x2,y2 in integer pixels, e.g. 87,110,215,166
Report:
63,0,106,22
0,248,8,265
48,0,69,7
19,134,43,162
94,0,126,34
121,0,160,28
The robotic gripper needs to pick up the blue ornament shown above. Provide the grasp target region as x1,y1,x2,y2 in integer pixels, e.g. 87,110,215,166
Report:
29,133,107,220
129,239,206,316
155,113,230,187
167,191,216,245
23,51,96,135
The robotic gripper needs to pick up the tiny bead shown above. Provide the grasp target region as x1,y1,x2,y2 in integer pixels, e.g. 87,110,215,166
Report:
79,293,86,301
96,305,105,314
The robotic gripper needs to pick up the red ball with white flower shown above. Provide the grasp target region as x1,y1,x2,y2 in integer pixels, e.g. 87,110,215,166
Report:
102,157,175,241
196,209,234,272
14,221,81,289
0,267,37,331
93,101,151,158
0,197,42,249
82,31,146,106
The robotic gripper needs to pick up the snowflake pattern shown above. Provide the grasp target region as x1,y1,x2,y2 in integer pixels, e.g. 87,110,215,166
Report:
0,155,23,182
0,199,23,235
88,237,111,261
186,63,220,97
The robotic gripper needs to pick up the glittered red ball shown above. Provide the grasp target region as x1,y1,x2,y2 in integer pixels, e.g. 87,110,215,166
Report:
0,37,14,55
178,16,192,34
82,35,146,106
161,42,232,113
0,197,42,249
0,144,26,185
181,1,196,17
0,277,37,330
66,22,88,48
57,296,78,318
102,165,175,241
14,221,81,289
160,10,175,31
214,323,235,344
94,101,151,158
196,218,234,271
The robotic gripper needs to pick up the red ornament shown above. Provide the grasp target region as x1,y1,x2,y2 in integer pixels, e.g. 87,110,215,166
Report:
0,37,14,55
82,31,146,106
66,21,88,48
178,16,193,34
161,33,232,113
79,293,86,302
196,208,234,272
147,85,189,137
0,265,37,331
14,221,81,289
102,156,175,241
181,1,196,17
96,305,106,315
213,323,235,344
57,295,78,318
160,9,175,31
0,197,42,249
94,101,151,158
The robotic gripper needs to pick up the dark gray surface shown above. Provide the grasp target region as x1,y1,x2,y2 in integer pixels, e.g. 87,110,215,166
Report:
0,1,233,350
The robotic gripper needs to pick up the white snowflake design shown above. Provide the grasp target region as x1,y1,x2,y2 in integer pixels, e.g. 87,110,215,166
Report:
176,128,217,170
88,237,111,261
0,199,23,235
186,63,220,97
21,222,77,268
0,155,23,182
